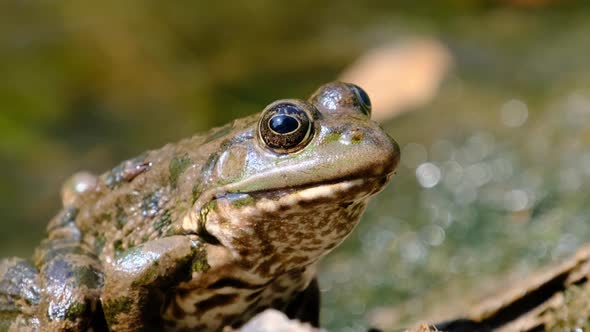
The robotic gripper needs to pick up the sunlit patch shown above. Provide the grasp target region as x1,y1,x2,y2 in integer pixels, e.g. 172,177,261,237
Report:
500,98,528,127
182,212,198,232
416,162,441,188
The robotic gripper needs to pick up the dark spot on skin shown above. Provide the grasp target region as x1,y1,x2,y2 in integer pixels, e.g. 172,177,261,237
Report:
207,278,268,290
218,139,234,152
94,234,106,253
324,243,337,250
192,257,210,274
64,302,87,322
113,240,124,256
0,309,20,330
97,212,112,225
299,246,319,252
237,258,256,271
245,289,264,302
141,191,163,217
293,231,306,238
185,240,210,274
115,204,127,229
259,243,274,257
320,228,333,237
281,247,295,255
287,256,309,266
169,154,192,188
194,293,238,314
238,247,251,257
323,131,342,144
71,265,102,289
350,130,364,143
106,155,151,189
272,283,288,293
255,259,275,277
153,210,172,233
340,201,353,209
287,268,305,278
103,296,133,325
310,239,323,246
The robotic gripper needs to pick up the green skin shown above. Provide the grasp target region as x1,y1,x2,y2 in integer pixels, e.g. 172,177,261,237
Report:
0,82,399,331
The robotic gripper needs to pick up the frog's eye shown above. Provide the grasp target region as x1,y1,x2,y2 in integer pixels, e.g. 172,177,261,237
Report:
348,83,372,116
259,102,314,154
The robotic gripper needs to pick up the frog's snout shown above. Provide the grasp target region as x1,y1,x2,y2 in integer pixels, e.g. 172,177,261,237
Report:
323,123,400,181
353,122,400,176
388,135,401,173
372,129,400,177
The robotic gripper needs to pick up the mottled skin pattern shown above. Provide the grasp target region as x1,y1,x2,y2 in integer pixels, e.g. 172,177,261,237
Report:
0,82,399,331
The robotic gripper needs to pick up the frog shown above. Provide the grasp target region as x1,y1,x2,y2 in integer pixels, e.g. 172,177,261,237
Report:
0,81,400,332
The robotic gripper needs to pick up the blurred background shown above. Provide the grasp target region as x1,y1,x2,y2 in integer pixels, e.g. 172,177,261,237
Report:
2,1,590,331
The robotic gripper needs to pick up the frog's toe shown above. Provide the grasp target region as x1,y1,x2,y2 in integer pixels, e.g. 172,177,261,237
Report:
61,171,98,206
0,257,41,331
0,257,40,307
37,253,103,331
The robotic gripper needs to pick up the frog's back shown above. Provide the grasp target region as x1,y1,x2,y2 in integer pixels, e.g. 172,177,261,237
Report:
64,117,256,264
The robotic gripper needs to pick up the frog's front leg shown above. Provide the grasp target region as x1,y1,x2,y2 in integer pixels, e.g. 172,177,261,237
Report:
102,235,204,331
33,210,105,332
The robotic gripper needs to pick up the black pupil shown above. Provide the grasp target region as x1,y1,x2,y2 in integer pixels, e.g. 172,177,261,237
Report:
269,115,299,134
352,85,371,109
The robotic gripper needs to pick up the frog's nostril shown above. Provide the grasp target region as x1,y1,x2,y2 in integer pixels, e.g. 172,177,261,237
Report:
350,129,364,143
337,127,364,145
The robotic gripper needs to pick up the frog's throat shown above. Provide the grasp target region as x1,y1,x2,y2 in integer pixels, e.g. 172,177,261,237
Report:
181,174,390,236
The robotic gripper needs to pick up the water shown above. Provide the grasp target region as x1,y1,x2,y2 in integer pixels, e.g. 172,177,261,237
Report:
1,2,590,331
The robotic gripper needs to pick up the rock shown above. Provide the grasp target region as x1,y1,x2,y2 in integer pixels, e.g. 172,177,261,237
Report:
228,309,323,332
435,245,590,331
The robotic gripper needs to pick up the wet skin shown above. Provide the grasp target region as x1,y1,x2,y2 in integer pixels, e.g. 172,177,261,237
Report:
0,82,399,331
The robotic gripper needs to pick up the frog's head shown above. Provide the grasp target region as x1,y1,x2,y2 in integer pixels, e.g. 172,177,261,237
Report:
186,82,399,276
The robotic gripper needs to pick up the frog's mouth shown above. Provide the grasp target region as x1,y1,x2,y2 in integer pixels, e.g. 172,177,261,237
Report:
183,174,393,244
186,175,391,247
238,173,392,200
219,173,393,213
